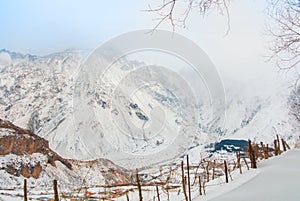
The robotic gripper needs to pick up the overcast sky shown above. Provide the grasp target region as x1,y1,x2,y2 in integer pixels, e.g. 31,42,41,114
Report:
1,0,292,90
0,0,147,54
0,1,268,54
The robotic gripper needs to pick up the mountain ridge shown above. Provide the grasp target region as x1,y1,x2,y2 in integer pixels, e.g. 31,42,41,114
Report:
0,49,298,169
0,118,133,188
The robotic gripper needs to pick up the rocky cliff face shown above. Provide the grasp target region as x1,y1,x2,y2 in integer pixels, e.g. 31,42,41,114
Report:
0,118,72,179
0,119,132,188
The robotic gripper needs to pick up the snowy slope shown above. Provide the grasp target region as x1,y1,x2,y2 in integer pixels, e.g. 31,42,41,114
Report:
0,119,132,189
194,149,300,201
0,49,298,169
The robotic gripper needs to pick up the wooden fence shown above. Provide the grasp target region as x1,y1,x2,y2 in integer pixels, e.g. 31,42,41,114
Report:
21,135,290,201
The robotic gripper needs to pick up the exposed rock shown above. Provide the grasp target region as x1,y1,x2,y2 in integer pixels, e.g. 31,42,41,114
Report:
0,118,72,178
0,118,133,187
70,159,132,186
6,162,42,179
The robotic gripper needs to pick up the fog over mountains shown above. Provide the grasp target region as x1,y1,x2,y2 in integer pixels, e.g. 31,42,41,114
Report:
0,49,298,168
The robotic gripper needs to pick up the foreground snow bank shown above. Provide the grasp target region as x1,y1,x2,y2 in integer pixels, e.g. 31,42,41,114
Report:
195,149,300,201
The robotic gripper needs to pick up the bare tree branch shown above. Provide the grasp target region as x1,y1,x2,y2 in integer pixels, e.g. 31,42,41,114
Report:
146,0,231,33
268,0,300,71
147,0,300,72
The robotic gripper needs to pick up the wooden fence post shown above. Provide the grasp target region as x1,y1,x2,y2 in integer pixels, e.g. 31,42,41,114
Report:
187,155,192,201
53,180,59,201
156,186,160,201
281,138,287,152
212,160,216,179
198,176,202,196
181,161,188,201
284,140,291,150
206,162,210,182
224,160,229,183
243,157,249,170
274,139,278,156
236,151,239,168
254,144,261,159
236,151,242,174
276,134,281,154
24,179,27,201
167,189,170,201
260,142,268,159
136,169,143,201
248,140,257,168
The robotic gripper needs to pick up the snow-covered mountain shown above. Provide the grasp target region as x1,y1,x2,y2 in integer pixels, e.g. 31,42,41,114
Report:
0,119,132,188
0,49,298,169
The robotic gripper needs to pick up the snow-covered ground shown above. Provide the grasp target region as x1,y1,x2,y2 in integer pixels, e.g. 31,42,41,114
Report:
194,149,300,201
0,49,299,196
0,49,298,169
1,149,299,201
